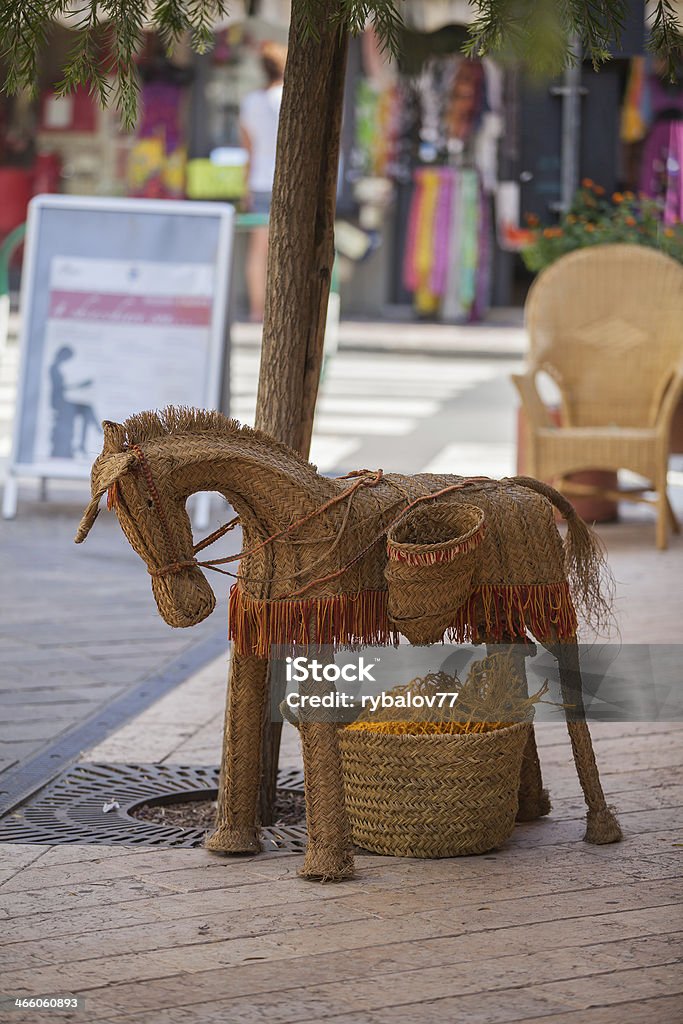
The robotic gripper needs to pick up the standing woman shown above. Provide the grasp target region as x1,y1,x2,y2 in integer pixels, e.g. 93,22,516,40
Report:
240,42,287,322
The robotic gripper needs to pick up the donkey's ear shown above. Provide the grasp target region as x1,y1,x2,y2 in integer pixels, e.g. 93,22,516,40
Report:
95,451,138,492
102,420,126,454
75,451,137,544
75,495,104,544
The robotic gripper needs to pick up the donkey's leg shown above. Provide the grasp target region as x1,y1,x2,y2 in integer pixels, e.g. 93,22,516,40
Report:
487,637,550,822
517,723,552,821
206,653,269,855
513,640,552,822
294,647,354,881
299,711,355,881
552,638,622,845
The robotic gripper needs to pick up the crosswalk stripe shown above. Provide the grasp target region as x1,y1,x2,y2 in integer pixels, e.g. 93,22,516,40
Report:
422,442,516,478
0,339,517,479
235,351,520,382
309,437,361,472
231,395,440,419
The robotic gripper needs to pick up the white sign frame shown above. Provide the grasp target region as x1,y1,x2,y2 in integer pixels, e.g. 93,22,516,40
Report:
3,195,235,524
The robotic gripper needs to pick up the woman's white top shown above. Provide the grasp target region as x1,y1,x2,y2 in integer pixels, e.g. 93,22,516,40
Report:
239,85,284,192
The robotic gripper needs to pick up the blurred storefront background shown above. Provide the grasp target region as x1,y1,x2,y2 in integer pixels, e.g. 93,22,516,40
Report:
1,0,681,320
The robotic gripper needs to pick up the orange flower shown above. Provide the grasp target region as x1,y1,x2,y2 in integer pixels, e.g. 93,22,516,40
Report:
566,214,577,224
612,192,624,203
582,178,594,188
525,212,540,226
664,228,675,238
585,223,596,232
623,191,635,200
593,185,606,196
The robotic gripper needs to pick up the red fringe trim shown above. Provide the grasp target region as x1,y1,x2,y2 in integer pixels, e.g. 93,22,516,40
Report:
228,582,578,657
445,582,577,645
228,587,396,657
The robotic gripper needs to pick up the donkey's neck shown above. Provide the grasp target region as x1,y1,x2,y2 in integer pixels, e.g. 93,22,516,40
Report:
161,434,338,536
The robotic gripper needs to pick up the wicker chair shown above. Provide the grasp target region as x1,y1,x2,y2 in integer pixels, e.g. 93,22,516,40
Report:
513,244,683,549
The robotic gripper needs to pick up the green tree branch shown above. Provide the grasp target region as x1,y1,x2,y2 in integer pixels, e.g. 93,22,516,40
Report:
0,1,681,128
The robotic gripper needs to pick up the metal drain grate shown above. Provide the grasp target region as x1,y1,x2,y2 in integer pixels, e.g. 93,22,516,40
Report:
0,628,229,819
0,763,306,852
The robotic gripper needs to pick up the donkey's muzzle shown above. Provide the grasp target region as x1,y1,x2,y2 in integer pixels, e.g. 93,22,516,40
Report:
151,567,216,628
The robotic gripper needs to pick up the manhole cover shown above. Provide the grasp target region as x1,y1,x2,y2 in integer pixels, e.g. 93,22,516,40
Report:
0,763,306,852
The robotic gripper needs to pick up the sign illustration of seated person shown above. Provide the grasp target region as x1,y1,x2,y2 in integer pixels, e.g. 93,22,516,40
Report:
75,407,622,881
49,345,99,459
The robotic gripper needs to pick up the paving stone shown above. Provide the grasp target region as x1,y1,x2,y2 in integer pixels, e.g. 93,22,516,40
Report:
0,509,235,785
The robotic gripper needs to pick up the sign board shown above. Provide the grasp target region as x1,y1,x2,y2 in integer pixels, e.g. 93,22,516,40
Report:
3,195,234,520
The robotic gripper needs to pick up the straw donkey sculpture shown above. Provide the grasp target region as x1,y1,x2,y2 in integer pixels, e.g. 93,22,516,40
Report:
76,407,622,880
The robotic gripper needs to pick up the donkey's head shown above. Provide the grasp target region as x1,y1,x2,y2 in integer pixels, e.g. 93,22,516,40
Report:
75,420,216,628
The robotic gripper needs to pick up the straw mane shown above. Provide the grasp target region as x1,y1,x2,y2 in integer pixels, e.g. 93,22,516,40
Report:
119,406,318,472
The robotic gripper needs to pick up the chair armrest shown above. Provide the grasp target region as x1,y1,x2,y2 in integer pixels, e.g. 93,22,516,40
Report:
511,370,554,429
655,366,683,433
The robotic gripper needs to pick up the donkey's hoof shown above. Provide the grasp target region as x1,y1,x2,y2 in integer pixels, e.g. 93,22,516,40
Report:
299,846,355,882
516,787,552,822
205,826,261,855
584,806,623,845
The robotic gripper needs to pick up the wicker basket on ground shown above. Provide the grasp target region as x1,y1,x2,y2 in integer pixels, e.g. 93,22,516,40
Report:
385,502,485,644
340,658,541,859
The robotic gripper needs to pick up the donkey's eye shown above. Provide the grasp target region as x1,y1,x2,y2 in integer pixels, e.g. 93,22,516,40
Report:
146,499,154,508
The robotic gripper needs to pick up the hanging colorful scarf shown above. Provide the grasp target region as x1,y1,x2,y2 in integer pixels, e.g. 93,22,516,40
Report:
430,168,456,296
403,168,440,311
413,168,441,314
441,169,463,321
402,171,424,293
664,122,683,225
620,57,647,144
472,184,492,322
458,169,480,314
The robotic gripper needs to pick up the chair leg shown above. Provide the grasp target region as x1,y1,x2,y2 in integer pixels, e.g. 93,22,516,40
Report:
666,493,681,534
206,653,269,855
657,485,669,550
554,640,622,845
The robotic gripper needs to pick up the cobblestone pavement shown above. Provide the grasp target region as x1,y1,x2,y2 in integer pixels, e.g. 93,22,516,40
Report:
0,497,235,783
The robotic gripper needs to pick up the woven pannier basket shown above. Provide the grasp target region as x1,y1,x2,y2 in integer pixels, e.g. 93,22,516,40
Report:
384,502,485,644
340,721,528,858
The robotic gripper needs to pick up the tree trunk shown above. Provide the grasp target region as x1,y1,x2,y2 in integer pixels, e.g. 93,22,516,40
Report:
253,3,350,823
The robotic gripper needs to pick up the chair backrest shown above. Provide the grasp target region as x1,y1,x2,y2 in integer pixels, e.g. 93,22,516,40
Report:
525,244,683,428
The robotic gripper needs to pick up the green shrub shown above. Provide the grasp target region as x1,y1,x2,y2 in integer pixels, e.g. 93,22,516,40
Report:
522,181,683,272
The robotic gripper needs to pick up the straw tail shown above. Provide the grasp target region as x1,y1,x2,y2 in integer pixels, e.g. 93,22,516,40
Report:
511,477,615,636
